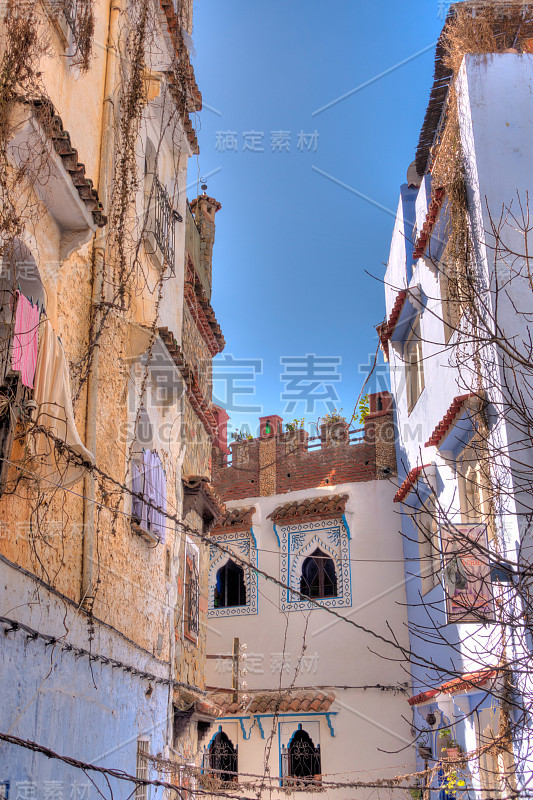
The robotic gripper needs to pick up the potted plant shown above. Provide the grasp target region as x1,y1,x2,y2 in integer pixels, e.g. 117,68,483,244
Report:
283,418,308,453
231,429,253,442
439,728,462,760
319,409,349,446
285,417,305,432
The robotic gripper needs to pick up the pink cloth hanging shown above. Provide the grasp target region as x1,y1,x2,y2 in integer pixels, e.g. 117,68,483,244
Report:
12,291,40,388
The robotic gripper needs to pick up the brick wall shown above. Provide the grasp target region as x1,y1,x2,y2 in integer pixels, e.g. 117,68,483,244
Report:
212,395,397,501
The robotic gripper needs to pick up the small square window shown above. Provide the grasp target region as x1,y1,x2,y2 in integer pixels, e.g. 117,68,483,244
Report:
135,738,150,800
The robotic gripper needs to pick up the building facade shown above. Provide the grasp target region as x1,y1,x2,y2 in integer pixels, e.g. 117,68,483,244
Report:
380,4,533,798
204,396,417,799
0,0,224,794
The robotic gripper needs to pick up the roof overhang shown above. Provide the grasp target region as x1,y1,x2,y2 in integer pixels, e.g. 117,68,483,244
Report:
7,102,105,261
408,667,498,707
425,393,482,454
394,463,436,505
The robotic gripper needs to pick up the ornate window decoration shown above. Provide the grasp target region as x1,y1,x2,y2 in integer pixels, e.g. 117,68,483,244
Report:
203,729,238,783
268,496,351,613
283,729,321,785
208,530,258,618
280,722,322,788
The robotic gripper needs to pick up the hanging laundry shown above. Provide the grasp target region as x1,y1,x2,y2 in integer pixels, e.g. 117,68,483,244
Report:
32,318,95,487
11,291,40,388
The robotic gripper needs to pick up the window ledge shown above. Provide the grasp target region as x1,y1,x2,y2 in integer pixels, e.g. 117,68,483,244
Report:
131,520,161,545
407,386,425,416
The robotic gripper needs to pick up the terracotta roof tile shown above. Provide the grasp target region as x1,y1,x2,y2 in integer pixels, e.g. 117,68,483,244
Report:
158,326,218,438
425,393,478,448
30,99,107,228
185,261,225,355
413,187,445,260
195,698,225,718
408,668,498,706
208,690,336,716
379,290,408,347
182,475,226,521
268,494,348,524
211,506,255,534
393,464,432,503
158,0,202,154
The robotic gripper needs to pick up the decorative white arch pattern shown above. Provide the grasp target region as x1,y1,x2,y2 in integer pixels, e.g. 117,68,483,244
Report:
208,530,258,617
278,518,351,612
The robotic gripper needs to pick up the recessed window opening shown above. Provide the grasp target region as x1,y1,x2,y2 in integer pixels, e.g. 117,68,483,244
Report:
135,738,150,800
208,731,237,782
405,317,425,413
288,729,321,779
215,559,246,608
300,548,337,599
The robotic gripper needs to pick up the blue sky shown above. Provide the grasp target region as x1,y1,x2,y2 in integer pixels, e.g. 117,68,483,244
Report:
189,0,450,438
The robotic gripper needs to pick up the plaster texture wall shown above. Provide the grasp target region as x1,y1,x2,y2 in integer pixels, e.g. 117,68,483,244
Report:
0,0,216,786
0,558,169,797
382,51,533,795
204,478,415,799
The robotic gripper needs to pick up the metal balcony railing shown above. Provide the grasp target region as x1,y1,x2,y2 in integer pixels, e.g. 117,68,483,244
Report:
152,176,181,269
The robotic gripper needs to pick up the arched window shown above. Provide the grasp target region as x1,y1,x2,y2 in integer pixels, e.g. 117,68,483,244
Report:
215,559,246,608
300,548,337,599
208,731,237,782
288,729,321,779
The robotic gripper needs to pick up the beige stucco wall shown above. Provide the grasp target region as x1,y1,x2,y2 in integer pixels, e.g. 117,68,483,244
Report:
205,479,416,798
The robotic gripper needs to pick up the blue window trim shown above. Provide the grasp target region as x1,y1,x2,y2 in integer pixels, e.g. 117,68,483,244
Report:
390,285,426,345
437,410,478,460
279,518,352,613
208,529,258,617
222,711,338,742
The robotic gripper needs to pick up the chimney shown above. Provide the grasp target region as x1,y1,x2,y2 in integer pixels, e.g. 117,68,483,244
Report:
189,189,221,299
212,405,230,453
366,391,393,418
259,415,283,439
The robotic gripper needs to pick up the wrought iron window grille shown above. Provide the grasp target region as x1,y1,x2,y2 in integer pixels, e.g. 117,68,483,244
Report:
185,554,199,639
281,732,322,788
149,176,182,272
203,733,238,783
